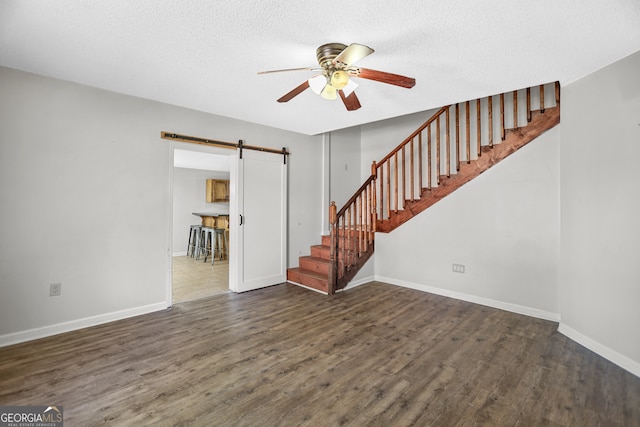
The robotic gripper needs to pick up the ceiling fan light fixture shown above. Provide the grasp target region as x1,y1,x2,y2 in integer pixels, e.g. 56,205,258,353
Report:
308,75,326,94
321,84,337,100
331,70,349,90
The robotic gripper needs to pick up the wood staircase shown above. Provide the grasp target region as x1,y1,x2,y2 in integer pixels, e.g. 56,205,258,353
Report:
288,82,561,294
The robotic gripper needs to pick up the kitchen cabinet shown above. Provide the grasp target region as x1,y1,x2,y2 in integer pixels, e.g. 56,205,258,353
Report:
206,179,229,203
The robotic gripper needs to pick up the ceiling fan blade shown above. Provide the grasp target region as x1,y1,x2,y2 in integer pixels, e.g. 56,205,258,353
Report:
339,90,361,111
258,66,320,75
350,67,416,88
277,80,310,103
333,43,374,67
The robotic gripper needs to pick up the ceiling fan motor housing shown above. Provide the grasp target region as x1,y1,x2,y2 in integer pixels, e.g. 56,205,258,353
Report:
316,43,347,69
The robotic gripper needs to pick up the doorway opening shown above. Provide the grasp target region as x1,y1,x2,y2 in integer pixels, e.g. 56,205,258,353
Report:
171,144,233,303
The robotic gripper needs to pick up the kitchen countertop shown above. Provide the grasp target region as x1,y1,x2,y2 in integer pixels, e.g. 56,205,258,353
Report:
192,212,229,217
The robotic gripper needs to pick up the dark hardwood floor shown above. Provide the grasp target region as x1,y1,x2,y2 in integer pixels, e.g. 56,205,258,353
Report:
1,282,638,426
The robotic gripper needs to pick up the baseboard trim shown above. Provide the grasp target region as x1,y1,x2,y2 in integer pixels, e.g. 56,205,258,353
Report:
376,276,561,322
173,251,188,257
558,323,640,378
0,302,169,348
344,275,375,290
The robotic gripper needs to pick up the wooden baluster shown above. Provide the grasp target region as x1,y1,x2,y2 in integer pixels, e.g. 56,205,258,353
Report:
368,183,372,245
394,153,399,213
369,187,372,246
352,202,357,263
348,208,352,270
401,146,406,208
410,138,415,201
364,185,369,251
488,96,493,148
357,194,362,256
476,99,481,157
344,206,349,270
378,163,383,221
445,107,451,177
371,181,375,236
500,93,505,140
343,214,348,277
455,103,460,171
361,190,366,252
427,124,432,189
352,196,356,258
338,215,343,279
351,197,360,265
436,116,441,184
418,132,423,193
540,84,545,113
371,162,378,228
329,201,337,293
526,87,531,122
386,160,391,218
465,101,470,163
513,90,518,128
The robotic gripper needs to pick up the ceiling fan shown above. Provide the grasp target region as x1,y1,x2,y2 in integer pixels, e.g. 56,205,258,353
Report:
258,43,416,111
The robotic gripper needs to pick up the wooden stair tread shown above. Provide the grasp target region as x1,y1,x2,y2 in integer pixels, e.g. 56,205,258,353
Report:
299,255,330,265
288,267,327,279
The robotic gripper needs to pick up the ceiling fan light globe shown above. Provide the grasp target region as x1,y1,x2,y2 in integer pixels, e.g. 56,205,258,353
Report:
308,75,327,94
331,70,349,90
321,84,337,100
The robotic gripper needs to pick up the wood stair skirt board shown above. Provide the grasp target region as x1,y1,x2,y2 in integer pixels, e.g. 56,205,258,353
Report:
377,105,560,233
289,82,561,293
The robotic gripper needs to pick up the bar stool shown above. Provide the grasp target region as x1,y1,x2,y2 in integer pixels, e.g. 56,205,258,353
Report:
187,225,201,257
213,228,228,261
197,227,215,263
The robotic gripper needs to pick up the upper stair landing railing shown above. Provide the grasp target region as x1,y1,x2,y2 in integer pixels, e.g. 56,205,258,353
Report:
373,82,559,225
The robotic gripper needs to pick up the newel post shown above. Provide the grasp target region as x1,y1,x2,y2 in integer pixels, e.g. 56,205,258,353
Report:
328,201,338,294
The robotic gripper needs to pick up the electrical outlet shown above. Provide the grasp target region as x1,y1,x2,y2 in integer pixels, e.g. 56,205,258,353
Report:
452,264,465,274
50,283,62,296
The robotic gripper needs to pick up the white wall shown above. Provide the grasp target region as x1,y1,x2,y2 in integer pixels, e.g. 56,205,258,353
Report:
172,168,229,255
360,109,440,181
559,50,640,375
369,127,561,319
329,126,362,208
0,67,322,344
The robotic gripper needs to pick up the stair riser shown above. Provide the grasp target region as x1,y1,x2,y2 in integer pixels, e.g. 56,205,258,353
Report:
299,257,330,275
310,245,359,263
321,235,367,247
287,270,329,293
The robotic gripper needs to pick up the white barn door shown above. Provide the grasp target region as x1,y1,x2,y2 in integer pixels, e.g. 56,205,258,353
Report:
230,149,287,292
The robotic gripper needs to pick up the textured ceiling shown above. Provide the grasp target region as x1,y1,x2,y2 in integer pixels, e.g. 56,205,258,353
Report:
1,1,640,135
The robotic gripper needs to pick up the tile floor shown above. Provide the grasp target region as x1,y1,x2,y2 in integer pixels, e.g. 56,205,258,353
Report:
172,255,229,303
